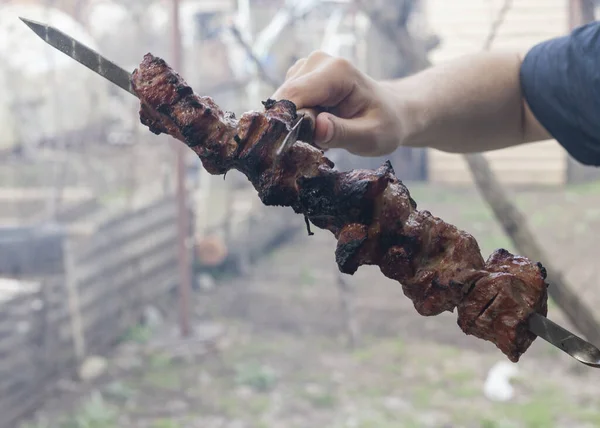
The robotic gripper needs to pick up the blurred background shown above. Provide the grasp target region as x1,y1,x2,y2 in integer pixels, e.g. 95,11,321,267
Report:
1,0,600,427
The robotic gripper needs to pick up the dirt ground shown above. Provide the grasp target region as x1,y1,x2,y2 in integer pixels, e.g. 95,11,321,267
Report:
19,181,600,428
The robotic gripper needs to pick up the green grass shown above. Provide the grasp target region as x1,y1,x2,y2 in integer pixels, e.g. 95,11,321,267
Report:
492,386,564,428
352,346,376,363
302,388,338,409
138,353,180,390
445,369,476,383
102,382,136,401
234,363,278,393
144,370,181,390
575,408,600,426
454,385,480,398
246,395,270,415
121,324,152,344
412,386,432,408
214,393,270,419
335,412,422,428
148,353,173,370
151,420,182,428
60,393,119,428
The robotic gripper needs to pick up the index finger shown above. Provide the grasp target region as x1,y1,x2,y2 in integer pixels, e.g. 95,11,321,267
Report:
271,68,354,111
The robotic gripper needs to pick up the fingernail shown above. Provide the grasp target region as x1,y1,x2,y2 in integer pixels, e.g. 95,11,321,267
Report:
321,118,334,145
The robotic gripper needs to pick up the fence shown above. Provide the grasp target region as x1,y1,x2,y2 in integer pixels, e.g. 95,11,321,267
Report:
0,193,191,428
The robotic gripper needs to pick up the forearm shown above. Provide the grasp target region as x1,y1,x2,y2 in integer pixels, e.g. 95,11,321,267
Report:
387,51,551,153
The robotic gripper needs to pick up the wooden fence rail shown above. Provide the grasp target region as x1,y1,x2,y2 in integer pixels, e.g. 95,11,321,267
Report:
0,193,191,428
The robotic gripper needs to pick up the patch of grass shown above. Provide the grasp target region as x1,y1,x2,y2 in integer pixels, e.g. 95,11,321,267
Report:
308,392,337,409
455,385,480,398
58,392,119,428
143,368,182,390
512,399,554,428
357,385,387,398
480,419,500,428
341,412,421,428
102,381,136,401
446,369,476,383
392,338,405,354
412,386,432,408
226,339,282,362
148,353,173,370
353,338,405,365
353,346,376,363
301,386,338,409
574,408,600,426
213,393,269,419
121,324,152,344
216,396,242,418
494,387,565,428
151,420,182,428
234,363,278,393
386,363,404,376
246,395,270,415
436,346,462,358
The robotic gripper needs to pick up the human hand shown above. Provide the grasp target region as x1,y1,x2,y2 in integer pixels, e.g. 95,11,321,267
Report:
272,51,404,157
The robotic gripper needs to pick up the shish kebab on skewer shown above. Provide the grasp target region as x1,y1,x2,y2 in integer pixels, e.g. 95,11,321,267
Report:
20,18,600,367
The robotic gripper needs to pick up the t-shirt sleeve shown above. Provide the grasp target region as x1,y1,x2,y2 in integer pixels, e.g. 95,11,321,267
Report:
520,22,600,166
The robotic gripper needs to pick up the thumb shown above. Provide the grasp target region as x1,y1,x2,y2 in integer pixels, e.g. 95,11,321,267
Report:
314,112,377,155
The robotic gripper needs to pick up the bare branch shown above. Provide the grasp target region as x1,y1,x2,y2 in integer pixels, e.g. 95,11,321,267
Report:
229,25,281,90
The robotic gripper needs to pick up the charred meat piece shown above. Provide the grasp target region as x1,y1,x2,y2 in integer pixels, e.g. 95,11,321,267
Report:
457,249,549,362
131,53,549,362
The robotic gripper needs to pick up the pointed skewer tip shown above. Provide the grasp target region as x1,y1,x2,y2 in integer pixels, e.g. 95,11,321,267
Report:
19,17,43,34
19,17,34,25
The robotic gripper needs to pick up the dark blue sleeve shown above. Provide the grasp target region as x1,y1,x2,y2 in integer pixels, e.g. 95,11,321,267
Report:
520,22,600,166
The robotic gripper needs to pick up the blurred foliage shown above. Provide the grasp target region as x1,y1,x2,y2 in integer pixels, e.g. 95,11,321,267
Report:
234,362,278,393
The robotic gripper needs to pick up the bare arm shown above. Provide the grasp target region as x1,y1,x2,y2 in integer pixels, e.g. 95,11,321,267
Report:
273,50,551,156
394,52,551,153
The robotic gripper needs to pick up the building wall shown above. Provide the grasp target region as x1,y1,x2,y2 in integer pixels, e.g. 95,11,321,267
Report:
425,0,569,186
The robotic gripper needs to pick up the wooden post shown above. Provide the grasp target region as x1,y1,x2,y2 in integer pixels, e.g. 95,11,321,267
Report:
62,238,86,362
171,0,192,338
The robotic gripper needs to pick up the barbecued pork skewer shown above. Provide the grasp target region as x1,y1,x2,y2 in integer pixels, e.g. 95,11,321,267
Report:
21,17,600,368
130,53,548,362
